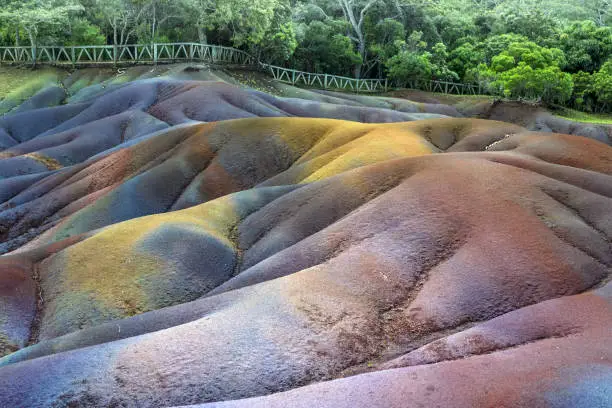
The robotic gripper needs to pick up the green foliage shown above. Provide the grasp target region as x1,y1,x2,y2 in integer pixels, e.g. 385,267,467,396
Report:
386,34,458,85
496,9,559,43
386,50,433,86
480,34,530,63
491,64,573,104
64,18,106,45
431,14,476,49
293,19,360,76
252,1,297,64
556,61,611,112
0,71,61,114
430,43,459,81
0,0,610,111
557,21,612,73
491,41,566,71
479,40,573,104
367,19,405,61
0,0,83,46
448,42,485,82
589,61,612,108
404,30,427,52
260,22,297,63
554,108,612,124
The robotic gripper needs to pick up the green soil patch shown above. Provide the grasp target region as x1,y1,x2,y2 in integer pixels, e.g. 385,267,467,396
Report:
385,89,494,106
222,68,284,96
0,67,67,99
552,108,612,125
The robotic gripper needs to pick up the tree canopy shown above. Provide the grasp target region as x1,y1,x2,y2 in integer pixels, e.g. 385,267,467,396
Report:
0,0,610,111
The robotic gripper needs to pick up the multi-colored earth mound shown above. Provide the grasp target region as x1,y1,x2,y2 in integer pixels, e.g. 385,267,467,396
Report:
0,65,610,408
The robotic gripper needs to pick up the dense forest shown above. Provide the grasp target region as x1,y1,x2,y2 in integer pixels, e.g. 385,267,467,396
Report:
0,0,610,111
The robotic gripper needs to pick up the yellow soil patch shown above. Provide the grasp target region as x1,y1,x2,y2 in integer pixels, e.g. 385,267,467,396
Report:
23,153,63,170
57,194,239,315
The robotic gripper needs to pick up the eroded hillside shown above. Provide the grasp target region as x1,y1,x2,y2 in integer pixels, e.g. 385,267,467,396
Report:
0,66,610,408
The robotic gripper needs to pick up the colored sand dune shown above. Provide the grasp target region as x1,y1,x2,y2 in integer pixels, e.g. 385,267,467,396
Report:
0,68,610,408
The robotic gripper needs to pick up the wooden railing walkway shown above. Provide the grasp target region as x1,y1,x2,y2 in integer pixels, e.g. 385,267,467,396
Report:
0,43,483,95
403,79,485,96
0,43,255,66
265,65,387,93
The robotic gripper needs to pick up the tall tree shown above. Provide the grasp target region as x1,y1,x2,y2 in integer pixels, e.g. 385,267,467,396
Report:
180,0,278,47
93,0,151,45
0,0,83,49
336,0,379,78
585,0,612,26
557,20,612,73
146,0,179,43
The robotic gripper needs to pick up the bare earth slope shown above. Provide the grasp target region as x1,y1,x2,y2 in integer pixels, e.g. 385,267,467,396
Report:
386,89,612,145
0,70,610,408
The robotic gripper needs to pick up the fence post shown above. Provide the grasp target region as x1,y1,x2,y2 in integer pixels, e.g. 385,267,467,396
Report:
324,74,328,89
384,78,388,92
153,43,158,65
31,45,37,67
113,45,117,66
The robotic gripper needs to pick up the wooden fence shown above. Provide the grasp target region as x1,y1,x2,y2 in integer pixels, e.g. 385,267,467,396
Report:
0,43,255,66
402,79,486,96
0,42,485,95
265,66,387,92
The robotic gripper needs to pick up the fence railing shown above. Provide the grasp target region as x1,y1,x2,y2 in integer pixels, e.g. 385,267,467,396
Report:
401,79,487,96
0,43,255,66
265,66,387,92
0,42,484,95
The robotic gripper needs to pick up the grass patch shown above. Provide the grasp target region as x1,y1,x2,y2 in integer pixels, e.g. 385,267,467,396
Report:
0,67,68,114
553,108,612,125
0,67,65,98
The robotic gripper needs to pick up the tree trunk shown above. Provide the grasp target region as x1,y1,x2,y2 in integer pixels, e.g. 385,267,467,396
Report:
15,26,20,47
151,4,157,43
353,39,365,78
198,27,207,44
353,63,362,78
26,29,36,66
339,0,378,79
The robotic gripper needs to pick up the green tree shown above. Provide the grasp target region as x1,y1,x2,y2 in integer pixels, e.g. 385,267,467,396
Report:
590,60,612,109
571,71,596,110
251,1,297,63
431,14,476,49
180,0,278,48
0,0,83,49
491,41,566,70
292,19,361,75
386,49,433,86
92,0,151,45
479,40,573,104
430,42,459,81
448,42,485,81
496,8,559,43
385,30,458,85
335,0,380,78
584,0,612,26
366,18,405,77
557,21,612,73
480,33,530,64
65,18,106,45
